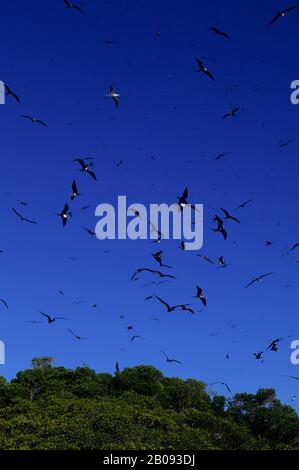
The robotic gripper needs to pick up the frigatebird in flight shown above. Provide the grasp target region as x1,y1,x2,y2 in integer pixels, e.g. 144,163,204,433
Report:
40,312,70,323
268,6,297,26
210,381,232,393
222,107,240,119
152,250,172,268
245,272,274,288
220,208,240,224
210,27,231,39
236,199,253,210
267,338,283,352
70,180,81,200
106,86,120,107
193,286,207,306
68,329,86,340
212,215,227,240
12,208,37,224
20,115,47,126
130,268,176,282
57,203,72,226
74,158,97,181
195,58,215,81
63,0,84,14
161,350,182,364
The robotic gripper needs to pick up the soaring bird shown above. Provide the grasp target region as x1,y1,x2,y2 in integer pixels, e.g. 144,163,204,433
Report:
152,250,172,268
268,6,297,26
178,187,189,209
197,254,214,264
222,107,240,119
254,352,264,360
210,381,232,393
215,152,230,161
245,272,274,288
130,268,176,282
218,256,229,268
161,350,182,364
63,0,84,14
12,208,37,224
278,139,295,148
57,203,72,227
267,338,283,352
40,312,69,323
177,187,199,212
220,208,240,224
100,40,119,46
68,329,86,340
20,115,47,126
106,86,120,107
210,26,231,39
236,199,253,210
194,286,207,306
195,58,215,81
74,158,97,181
70,180,81,200
212,215,227,240
5,85,20,103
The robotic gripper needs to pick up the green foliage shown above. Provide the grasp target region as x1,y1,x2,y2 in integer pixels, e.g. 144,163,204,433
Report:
31,357,54,370
0,361,298,450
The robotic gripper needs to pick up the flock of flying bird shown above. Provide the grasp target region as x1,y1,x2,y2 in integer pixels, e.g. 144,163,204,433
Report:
2,1,299,399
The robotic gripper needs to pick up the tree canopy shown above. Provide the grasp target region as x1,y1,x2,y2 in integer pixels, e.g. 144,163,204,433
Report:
0,361,297,450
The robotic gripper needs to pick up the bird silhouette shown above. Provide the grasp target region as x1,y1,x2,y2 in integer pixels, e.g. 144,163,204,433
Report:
268,6,297,26
40,312,70,323
195,58,215,81
161,350,182,364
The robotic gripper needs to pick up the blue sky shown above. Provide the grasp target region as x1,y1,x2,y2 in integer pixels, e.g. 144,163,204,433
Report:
1,0,299,408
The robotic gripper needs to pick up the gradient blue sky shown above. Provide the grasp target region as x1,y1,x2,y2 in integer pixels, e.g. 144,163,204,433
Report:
1,0,299,408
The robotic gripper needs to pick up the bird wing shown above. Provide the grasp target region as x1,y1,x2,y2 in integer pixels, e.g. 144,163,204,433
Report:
40,312,52,322
260,272,274,279
87,169,97,180
268,12,280,26
155,296,171,310
291,243,299,250
223,382,232,393
284,6,297,13
245,278,257,288
112,96,119,107
20,115,33,121
182,187,188,200
12,208,22,219
161,350,169,360
220,208,230,218
23,217,37,224
73,4,84,13
74,158,85,169
195,58,204,68
0,299,8,309
204,69,215,81
72,180,78,193
35,119,47,126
